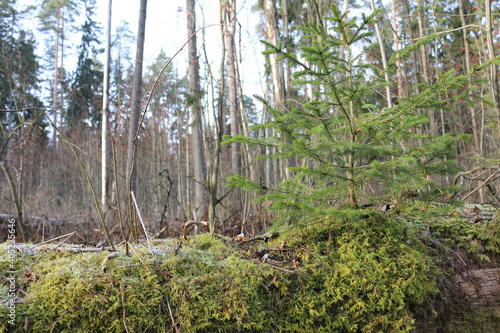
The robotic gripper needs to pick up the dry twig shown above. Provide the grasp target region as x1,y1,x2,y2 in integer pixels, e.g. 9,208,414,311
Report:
182,220,209,239
131,191,156,260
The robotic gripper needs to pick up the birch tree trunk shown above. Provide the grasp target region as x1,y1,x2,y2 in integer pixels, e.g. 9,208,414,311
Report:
391,0,403,99
222,0,241,176
186,0,207,220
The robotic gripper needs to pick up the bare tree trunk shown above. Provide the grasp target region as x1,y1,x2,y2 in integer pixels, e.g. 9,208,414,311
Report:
235,54,252,175
204,9,228,232
52,9,60,143
264,0,287,182
416,0,437,135
126,0,147,194
391,0,403,99
484,0,500,131
59,13,65,125
370,0,392,109
282,0,291,101
222,0,241,176
186,0,207,220
264,0,284,111
403,0,418,92
417,0,429,85
338,0,348,59
459,0,480,152
101,0,112,212
177,105,186,218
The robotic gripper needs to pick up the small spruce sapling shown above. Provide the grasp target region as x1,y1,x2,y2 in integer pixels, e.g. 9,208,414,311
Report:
225,4,497,217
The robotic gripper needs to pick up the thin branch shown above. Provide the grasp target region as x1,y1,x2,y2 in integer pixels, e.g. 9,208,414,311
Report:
34,232,76,263
1,107,115,251
120,284,131,333
112,141,129,254
131,191,156,260
0,161,27,240
127,241,144,264
133,24,221,144
45,111,115,251
461,170,500,201
29,232,77,250
382,24,486,43
165,295,179,333
126,23,221,234
182,220,209,240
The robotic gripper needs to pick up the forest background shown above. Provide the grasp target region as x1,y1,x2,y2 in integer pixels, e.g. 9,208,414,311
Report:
1,0,499,244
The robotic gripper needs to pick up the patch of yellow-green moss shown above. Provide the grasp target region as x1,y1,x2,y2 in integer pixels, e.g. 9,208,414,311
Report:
1,203,498,332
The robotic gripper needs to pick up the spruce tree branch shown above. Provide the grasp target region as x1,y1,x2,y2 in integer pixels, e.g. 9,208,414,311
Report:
253,96,327,163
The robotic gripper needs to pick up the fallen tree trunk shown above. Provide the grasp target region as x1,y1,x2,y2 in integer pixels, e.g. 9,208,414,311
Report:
454,267,500,313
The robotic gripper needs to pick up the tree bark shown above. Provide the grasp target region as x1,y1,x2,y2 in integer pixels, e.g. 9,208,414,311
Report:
52,8,60,143
391,0,403,99
186,0,207,220
264,0,286,182
417,0,430,85
454,268,500,314
264,0,284,111
484,0,500,132
126,0,147,194
459,0,480,152
222,0,241,176
370,0,392,109
101,0,112,212
416,0,437,135
282,0,291,101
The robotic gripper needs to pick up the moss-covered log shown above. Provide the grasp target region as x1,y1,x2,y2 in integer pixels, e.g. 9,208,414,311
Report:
1,203,499,332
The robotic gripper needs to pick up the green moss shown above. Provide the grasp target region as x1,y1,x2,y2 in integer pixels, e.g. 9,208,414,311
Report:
0,247,168,333
395,201,500,258
159,236,277,332
268,209,438,332
0,204,498,332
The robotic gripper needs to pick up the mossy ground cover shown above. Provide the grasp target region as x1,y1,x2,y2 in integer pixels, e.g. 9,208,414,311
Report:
1,202,498,332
